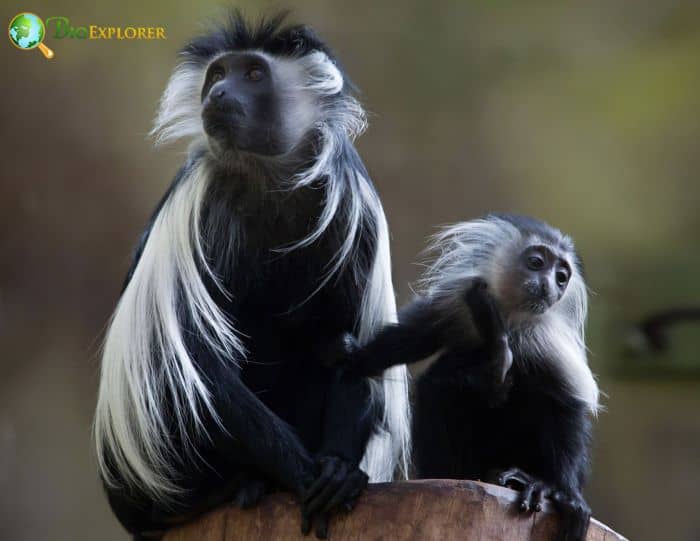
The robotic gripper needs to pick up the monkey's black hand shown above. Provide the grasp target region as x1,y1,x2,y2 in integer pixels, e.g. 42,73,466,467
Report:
300,456,368,539
320,333,362,372
496,467,553,513
464,279,506,348
495,468,591,541
464,280,513,398
231,475,268,509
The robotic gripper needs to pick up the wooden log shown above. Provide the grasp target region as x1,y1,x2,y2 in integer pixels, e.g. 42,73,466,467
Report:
164,480,626,541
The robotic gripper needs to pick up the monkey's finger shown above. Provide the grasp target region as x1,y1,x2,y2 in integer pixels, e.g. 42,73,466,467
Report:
304,477,342,518
234,478,267,509
303,463,348,517
341,479,367,514
320,474,361,514
314,513,329,539
303,458,337,503
497,467,532,490
315,473,367,539
301,513,312,536
529,482,548,513
335,472,367,514
518,482,539,513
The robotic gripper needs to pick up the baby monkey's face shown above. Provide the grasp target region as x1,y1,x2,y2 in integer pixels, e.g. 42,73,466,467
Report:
499,243,572,316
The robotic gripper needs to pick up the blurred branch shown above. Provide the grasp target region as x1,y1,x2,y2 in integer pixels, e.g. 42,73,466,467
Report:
629,306,700,353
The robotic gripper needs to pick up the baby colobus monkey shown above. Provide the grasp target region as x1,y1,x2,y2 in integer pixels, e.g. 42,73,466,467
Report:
337,214,599,541
94,12,410,540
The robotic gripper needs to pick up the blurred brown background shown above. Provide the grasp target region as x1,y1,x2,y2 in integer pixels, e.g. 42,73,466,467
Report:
2,1,699,540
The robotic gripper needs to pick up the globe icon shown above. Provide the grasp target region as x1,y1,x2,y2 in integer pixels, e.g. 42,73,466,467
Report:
8,12,54,59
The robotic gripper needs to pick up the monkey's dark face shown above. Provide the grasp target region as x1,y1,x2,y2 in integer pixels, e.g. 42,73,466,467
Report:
507,244,571,315
201,52,311,157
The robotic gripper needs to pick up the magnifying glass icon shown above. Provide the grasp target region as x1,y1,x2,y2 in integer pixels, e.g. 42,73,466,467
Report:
8,12,55,59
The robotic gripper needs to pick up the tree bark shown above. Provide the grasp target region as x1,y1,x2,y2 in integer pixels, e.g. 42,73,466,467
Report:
163,480,626,541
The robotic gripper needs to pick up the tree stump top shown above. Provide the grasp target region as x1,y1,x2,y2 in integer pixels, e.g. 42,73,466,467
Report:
164,480,626,541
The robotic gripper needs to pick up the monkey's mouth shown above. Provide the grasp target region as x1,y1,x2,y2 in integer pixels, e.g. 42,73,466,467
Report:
520,297,552,315
202,100,246,140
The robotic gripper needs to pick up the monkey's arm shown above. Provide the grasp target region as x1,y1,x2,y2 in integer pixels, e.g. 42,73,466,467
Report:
546,406,592,541
338,280,513,385
334,297,449,377
462,280,514,390
103,361,316,535
299,369,374,538
205,357,315,495
497,394,592,541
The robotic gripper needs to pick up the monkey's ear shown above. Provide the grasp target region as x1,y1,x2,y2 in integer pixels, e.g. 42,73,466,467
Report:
289,25,320,53
273,24,325,56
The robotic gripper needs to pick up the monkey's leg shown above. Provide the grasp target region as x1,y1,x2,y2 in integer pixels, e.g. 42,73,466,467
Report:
551,490,591,541
230,471,270,509
495,468,590,541
301,369,375,538
411,349,494,480
301,456,368,538
204,368,316,498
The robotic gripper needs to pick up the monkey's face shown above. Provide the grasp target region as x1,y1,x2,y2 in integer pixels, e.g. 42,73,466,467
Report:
201,52,315,157
502,244,572,315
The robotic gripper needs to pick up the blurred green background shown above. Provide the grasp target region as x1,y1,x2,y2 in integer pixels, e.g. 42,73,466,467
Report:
1,1,699,540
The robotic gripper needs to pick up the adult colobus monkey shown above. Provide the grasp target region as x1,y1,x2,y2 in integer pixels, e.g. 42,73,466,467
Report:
336,214,599,541
94,12,410,539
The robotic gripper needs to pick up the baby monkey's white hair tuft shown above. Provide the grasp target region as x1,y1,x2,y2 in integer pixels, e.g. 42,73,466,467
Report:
420,214,599,413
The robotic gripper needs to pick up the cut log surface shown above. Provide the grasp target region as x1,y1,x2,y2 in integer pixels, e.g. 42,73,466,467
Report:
164,480,627,541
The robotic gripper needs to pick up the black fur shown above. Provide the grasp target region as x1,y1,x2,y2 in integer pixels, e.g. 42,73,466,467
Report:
182,10,359,92
184,11,328,60
102,14,382,539
338,278,594,541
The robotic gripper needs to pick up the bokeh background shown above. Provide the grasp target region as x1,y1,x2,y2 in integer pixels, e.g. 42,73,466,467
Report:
2,1,699,540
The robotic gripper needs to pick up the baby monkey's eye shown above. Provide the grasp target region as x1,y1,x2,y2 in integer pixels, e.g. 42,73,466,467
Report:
245,66,265,82
556,269,570,286
527,255,545,271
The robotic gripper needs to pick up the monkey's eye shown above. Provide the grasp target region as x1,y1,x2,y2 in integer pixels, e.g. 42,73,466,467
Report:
555,267,570,286
527,255,545,271
209,67,225,84
245,66,265,82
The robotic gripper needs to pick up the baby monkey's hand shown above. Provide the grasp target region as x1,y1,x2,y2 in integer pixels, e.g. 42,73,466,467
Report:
322,332,363,372
463,279,514,404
